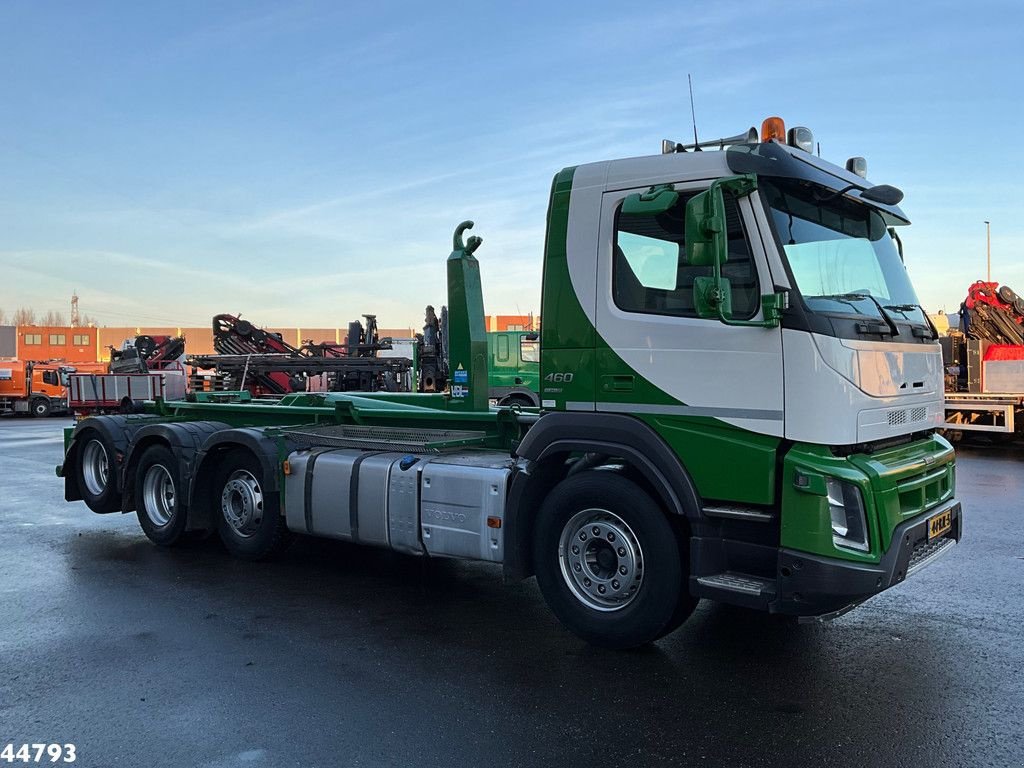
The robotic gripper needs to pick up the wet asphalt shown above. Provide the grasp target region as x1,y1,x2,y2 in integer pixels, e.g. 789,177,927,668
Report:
0,417,1021,768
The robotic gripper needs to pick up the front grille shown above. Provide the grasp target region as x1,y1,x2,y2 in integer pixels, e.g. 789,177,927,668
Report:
897,464,954,517
907,535,956,577
888,407,929,427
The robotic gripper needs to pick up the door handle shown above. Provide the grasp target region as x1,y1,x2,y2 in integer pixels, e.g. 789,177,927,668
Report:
601,374,635,392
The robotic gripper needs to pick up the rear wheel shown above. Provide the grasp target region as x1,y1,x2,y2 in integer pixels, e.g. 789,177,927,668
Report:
533,472,691,649
135,444,188,546
30,397,50,418
76,430,120,513
214,449,291,560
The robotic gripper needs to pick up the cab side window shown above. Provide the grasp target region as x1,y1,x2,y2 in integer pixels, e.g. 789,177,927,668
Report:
496,334,510,362
520,337,539,363
613,192,759,318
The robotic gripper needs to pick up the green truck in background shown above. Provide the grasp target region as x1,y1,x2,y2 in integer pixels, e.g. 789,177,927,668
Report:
488,331,539,407
58,117,960,648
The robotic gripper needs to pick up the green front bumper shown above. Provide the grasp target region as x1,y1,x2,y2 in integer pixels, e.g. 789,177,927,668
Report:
781,434,956,566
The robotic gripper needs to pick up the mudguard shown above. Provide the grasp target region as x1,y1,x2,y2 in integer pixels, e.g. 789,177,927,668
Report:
120,421,231,513
186,427,290,531
64,415,165,502
514,412,702,517
504,412,703,581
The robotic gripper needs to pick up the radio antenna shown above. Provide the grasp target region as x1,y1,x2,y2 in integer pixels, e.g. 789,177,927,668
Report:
688,74,701,151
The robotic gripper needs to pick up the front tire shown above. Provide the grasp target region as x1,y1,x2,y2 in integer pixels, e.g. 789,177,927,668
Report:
533,472,690,649
498,393,535,408
135,444,188,546
30,397,50,418
214,449,291,560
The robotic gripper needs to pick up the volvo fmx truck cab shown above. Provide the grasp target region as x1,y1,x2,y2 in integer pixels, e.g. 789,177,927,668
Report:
59,117,959,648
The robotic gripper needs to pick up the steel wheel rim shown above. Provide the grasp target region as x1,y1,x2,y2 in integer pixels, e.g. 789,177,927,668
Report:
558,508,644,612
221,469,264,538
142,464,176,527
81,439,109,497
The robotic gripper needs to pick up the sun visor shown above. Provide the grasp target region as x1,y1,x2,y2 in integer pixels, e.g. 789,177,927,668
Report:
726,142,910,225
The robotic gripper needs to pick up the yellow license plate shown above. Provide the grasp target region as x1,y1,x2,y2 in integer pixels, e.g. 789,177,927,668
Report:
927,509,953,540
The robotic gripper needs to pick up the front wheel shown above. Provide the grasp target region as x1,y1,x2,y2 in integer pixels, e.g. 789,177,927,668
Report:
533,472,693,649
30,397,50,418
214,449,291,560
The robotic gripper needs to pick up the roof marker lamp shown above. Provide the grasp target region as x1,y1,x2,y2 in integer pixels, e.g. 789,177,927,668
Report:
761,116,786,143
787,126,813,153
826,477,870,552
846,157,868,178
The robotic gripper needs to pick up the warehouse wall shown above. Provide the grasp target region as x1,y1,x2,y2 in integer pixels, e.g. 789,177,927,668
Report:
8,317,537,363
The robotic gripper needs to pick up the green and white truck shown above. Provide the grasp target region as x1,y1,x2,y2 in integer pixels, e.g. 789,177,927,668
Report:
488,331,540,407
59,118,960,648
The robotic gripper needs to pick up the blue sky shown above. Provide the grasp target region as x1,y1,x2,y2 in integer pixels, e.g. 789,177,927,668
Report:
1,0,1021,328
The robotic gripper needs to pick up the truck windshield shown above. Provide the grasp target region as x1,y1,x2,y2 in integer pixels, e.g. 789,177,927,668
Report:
762,179,926,325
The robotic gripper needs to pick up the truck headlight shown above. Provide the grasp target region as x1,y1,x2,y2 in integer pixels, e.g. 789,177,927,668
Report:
826,477,870,552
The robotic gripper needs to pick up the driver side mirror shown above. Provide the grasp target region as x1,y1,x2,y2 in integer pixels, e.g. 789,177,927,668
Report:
684,185,727,269
684,174,785,328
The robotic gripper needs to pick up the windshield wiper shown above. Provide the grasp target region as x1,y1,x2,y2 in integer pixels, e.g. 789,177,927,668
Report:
883,303,939,340
812,293,899,336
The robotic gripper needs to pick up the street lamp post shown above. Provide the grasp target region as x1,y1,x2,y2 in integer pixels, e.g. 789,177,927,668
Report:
985,220,991,282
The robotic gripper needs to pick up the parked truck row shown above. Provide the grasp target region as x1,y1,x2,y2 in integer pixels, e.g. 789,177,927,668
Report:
0,359,106,416
59,118,961,647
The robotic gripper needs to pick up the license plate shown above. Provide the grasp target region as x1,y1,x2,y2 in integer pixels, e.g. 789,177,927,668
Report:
927,508,953,540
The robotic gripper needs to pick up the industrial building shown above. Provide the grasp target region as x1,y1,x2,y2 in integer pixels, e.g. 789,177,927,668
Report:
0,314,536,363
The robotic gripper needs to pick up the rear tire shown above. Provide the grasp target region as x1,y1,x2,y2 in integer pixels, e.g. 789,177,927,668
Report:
135,444,188,546
76,429,120,513
30,397,50,418
214,449,291,560
533,472,688,649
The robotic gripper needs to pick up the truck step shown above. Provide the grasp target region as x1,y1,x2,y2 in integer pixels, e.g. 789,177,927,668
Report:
282,424,487,453
696,572,776,598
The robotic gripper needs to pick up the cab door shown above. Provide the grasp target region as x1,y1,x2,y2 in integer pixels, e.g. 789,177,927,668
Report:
592,181,784,502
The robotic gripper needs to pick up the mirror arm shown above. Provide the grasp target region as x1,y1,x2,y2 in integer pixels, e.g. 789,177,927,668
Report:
711,175,781,328
888,227,905,263
687,173,783,327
